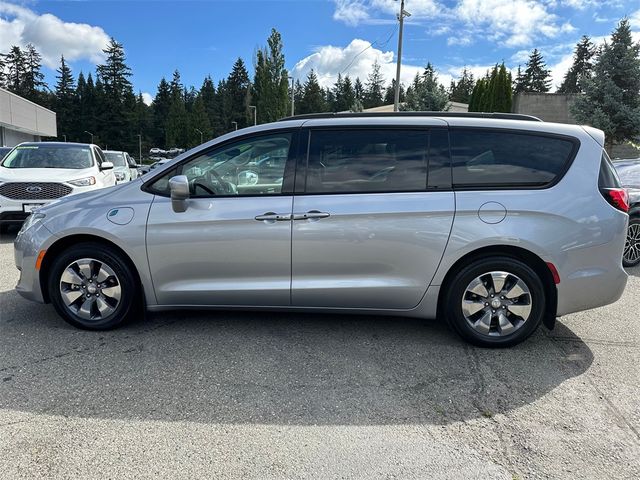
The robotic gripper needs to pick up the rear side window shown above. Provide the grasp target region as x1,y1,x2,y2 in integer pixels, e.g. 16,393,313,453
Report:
450,129,576,188
305,129,428,194
599,151,622,188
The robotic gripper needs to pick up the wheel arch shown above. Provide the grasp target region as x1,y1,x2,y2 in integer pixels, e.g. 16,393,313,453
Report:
436,245,558,330
39,234,145,306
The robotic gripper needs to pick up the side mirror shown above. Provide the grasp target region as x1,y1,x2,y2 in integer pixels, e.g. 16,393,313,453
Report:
101,161,114,170
169,175,190,213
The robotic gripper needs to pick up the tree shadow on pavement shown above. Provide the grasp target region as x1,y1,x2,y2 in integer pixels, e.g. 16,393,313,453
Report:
0,288,593,426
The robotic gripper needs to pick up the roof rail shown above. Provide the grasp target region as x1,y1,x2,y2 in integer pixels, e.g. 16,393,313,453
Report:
279,111,543,122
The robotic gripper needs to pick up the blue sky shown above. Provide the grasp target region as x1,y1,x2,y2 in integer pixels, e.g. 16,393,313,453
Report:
1,0,639,104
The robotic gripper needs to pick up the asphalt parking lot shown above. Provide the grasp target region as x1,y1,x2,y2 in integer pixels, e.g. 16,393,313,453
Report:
0,228,638,479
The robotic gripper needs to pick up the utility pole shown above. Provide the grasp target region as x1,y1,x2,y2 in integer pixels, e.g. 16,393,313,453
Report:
249,105,257,125
136,134,142,163
394,0,411,112
288,76,295,116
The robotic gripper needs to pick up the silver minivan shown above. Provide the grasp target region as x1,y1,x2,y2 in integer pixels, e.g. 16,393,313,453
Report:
13,113,629,347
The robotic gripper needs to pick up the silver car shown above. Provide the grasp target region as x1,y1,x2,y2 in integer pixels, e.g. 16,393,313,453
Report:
13,113,629,347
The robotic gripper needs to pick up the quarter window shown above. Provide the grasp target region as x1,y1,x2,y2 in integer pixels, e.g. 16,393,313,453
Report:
450,130,576,187
305,129,428,194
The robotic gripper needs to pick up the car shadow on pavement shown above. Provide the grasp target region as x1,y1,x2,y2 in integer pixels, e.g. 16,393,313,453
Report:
0,288,593,426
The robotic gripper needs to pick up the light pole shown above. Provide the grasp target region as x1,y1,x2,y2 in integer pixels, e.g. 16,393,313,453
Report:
136,134,142,163
394,0,411,112
84,130,94,143
288,76,295,116
231,121,238,131
195,128,203,144
62,134,67,142
249,105,257,126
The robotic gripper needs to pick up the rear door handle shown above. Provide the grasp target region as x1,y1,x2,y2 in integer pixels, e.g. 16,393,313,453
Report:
255,212,292,222
293,210,330,220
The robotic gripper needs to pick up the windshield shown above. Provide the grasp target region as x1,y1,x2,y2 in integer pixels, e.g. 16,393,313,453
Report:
0,147,11,160
1,145,93,169
104,152,127,166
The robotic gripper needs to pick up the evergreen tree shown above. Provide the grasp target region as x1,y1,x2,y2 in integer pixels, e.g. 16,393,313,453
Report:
468,76,488,112
558,36,596,94
521,49,551,92
252,28,289,123
166,70,188,147
298,70,326,114
571,18,640,152
200,76,221,136
151,77,172,148
449,67,475,104
54,56,76,141
22,43,47,103
3,46,26,95
224,58,251,130
384,79,405,105
188,94,212,147
512,65,526,94
97,38,133,99
364,61,385,108
333,74,356,111
402,63,449,111
492,63,512,112
133,92,152,157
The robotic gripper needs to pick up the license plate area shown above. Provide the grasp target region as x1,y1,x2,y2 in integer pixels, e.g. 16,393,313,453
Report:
23,203,45,213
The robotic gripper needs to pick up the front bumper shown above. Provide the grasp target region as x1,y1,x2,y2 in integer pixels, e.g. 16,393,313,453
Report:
14,222,57,303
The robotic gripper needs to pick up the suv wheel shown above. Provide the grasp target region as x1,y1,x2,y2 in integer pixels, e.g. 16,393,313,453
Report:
444,256,546,347
48,243,138,330
623,217,640,267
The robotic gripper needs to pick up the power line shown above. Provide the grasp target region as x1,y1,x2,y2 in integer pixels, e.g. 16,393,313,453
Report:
339,23,399,77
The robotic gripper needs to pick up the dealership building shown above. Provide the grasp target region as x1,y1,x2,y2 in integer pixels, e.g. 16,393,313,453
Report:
0,87,57,147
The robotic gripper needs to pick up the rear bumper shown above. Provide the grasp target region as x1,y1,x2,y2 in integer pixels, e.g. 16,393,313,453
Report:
555,238,628,316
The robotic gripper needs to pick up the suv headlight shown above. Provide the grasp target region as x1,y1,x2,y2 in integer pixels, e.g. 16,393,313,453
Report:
68,176,96,187
19,212,46,234
115,171,126,181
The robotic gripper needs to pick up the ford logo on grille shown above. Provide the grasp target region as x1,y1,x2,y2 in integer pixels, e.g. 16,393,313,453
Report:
26,186,43,194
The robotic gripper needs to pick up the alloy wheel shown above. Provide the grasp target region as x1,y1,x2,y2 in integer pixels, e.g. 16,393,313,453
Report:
59,258,122,321
624,223,640,266
461,271,533,337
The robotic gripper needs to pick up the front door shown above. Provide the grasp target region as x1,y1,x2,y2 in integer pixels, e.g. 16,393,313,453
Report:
291,127,454,310
145,131,296,306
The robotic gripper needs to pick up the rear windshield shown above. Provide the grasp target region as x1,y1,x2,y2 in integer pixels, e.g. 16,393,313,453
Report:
104,152,127,166
1,145,93,169
451,129,576,188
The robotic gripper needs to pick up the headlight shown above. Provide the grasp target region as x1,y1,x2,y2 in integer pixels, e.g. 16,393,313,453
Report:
19,212,46,234
68,176,96,187
115,172,126,181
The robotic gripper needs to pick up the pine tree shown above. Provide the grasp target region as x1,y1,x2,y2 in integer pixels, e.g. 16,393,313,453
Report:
3,46,26,95
402,63,449,111
364,61,385,108
188,94,212,147
512,65,526,94
200,76,221,137
21,44,47,103
492,63,512,112
522,49,551,92
97,38,133,100
151,78,172,148
224,58,251,130
571,18,640,152
558,36,595,94
449,67,475,104
54,56,76,141
468,76,487,112
384,79,405,104
298,70,326,114
252,28,289,123
166,70,188,148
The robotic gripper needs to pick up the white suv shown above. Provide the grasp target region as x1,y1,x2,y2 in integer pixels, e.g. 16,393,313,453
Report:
103,150,139,184
0,142,116,230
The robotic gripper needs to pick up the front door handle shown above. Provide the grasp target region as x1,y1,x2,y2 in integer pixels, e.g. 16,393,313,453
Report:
293,210,330,221
255,212,292,222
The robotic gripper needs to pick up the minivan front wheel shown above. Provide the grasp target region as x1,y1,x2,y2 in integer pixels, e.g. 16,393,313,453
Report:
48,243,138,330
444,257,545,347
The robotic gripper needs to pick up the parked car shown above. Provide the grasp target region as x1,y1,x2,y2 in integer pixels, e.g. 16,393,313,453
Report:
614,158,640,267
1,142,116,230
103,150,138,183
0,146,12,160
14,113,628,347
149,148,166,156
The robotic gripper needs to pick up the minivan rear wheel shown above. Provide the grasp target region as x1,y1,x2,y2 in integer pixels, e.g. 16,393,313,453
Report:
48,243,138,330
444,256,545,347
623,217,640,267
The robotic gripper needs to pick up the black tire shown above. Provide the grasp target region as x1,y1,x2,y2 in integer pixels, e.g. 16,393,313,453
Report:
444,256,546,348
48,242,139,330
623,216,640,268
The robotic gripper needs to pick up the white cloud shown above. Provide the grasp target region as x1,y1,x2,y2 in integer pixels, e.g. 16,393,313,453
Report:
141,92,153,106
455,0,574,47
0,1,110,68
630,9,640,30
292,38,424,89
332,0,442,26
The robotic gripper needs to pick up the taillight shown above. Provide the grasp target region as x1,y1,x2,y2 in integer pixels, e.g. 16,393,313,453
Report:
600,187,629,212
